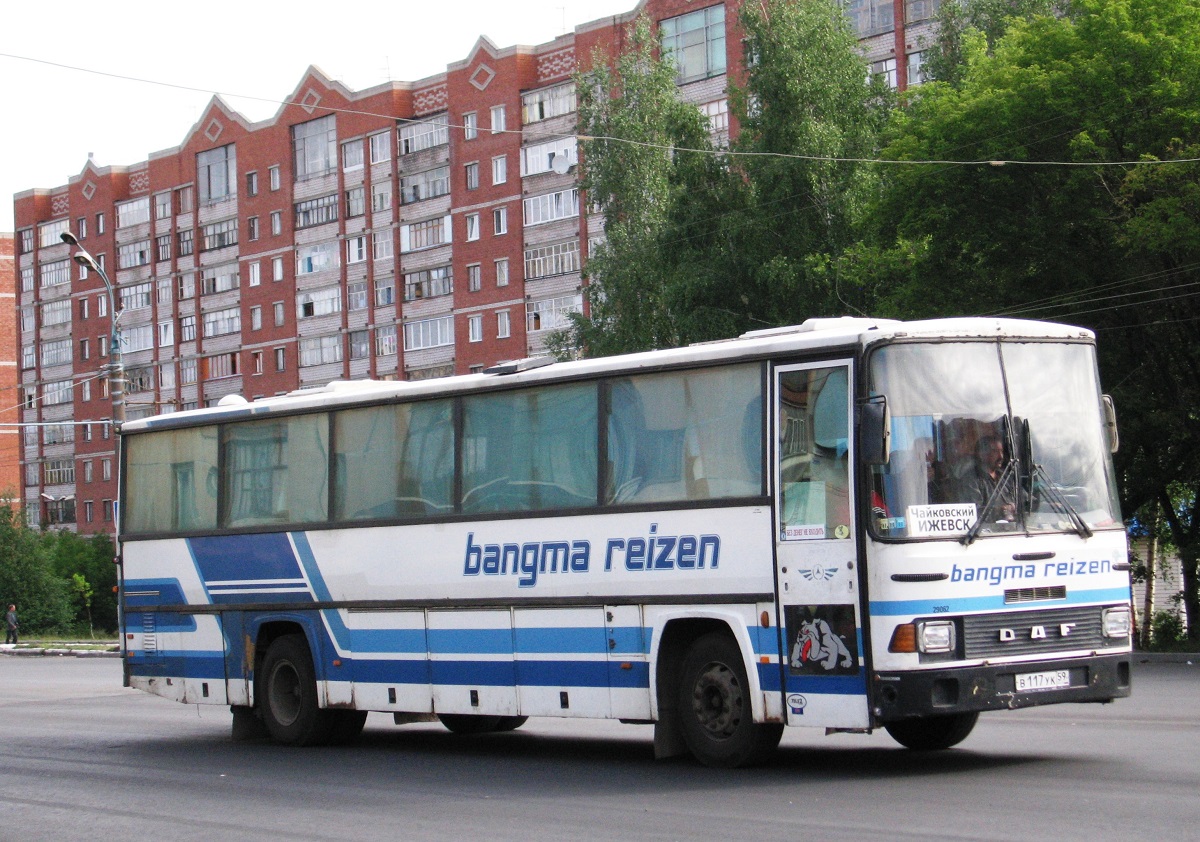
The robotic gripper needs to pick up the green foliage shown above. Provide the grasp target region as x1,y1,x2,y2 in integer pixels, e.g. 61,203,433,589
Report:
1150,609,1186,648
0,506,118,636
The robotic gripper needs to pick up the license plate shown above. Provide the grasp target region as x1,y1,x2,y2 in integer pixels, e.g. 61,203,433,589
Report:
1016,669,1071,692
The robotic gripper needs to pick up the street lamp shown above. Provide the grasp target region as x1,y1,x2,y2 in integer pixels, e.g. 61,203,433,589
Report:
60,231,125,426
60,229,129,684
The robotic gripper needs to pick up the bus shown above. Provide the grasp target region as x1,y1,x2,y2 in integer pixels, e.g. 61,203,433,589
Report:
118,317,1132,767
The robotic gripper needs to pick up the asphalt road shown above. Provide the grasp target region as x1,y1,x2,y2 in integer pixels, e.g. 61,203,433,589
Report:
0,656,1195,841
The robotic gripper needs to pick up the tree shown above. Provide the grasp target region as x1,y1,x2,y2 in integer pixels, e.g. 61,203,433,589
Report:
0,508,73,634
863,0,1200,635
554,14,716,357
48,529,118,633
922,0,1069,86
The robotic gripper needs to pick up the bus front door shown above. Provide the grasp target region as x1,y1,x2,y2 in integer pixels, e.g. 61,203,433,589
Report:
774,362,869,728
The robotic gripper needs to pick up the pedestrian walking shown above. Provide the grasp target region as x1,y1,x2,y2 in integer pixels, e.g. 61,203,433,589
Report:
5,604,17,645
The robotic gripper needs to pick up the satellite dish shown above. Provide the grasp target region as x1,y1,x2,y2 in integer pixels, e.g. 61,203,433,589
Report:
551,152,572,175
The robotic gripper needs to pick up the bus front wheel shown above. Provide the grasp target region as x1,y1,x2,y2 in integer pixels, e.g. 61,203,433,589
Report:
259,634,333,746
884,712,979,750
677,632,783,768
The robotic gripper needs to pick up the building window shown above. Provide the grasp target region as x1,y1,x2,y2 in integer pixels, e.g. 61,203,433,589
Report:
19,228,34,254
180,316,197,342
117,241,151,269
272,256,284,281
296,242,338,275
197,144,237,204
274,301,285,326
40,259,71,287
465,162,480,190
376,325,398,356
400,216,451,252
371,181,392,213
181,358,197,384
401,166,450,204
293,115,336,180
845,0,896,37
248,261,261,286
203,306,241,337
661,5,727,84
83,461,93,483
403,315,454,351
275,348,286,371
369,132,392,164
200,265,239,295
250,305,262,331
270,211,282,236
204,352,240,380
294,194,339,228
521,82,577,123
154,193,171,220
526,293,582,333
299,335,343,367
177,229,194,256
492,155,507,185
699,99,729,137
158,320,174,346
907,50,928,86
269,166,281,190
346,186,366,217
156,234,171,262
117,197,151,228
399,114,449,154
490,104,506,134
349,329,370,360
468,314,483,343
248,216,260,241
465,213,480,242
372,231,394,261
297,286,342,319
497,310,511,338
493,207,507,235
871,57,898,89
252,350,264,375
347,281,369,310
96,212,107,233
119,283,154,311
347,236,367,264
246,171,259,196
36,218,67,247
157,278,172,305
463,112,478,140
523,188,580,226
524,239,580,279
343,140,364,171
201,219,238,251
403,266,452,301
375,276,395,307
467,263,481,292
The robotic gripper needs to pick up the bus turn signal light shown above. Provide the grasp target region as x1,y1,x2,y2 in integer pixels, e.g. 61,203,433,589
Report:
889,623,917,653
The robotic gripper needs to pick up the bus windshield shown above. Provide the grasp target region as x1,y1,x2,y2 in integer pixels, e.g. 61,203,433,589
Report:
869,340,1121,541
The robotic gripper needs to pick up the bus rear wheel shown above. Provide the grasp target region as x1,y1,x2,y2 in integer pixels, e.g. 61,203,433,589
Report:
259,634,334,746
884,712,979,750
677,632,783,768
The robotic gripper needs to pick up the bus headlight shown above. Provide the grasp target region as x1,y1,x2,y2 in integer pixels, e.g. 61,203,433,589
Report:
917,620,956,654
1102,606,1131,639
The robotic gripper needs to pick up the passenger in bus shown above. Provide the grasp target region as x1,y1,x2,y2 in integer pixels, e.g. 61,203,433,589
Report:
956,434,1015,521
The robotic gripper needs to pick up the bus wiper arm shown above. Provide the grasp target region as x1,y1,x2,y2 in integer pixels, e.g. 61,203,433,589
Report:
1032,463,1093,539
961,460,1017,547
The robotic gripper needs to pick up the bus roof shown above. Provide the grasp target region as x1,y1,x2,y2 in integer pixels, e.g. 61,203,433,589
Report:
121,316,1094,434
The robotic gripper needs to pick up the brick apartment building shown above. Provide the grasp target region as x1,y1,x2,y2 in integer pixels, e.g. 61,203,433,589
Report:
12,0,937,533
0,233,16,503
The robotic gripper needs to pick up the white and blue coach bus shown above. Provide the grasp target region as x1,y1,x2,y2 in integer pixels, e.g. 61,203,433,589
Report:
118,317,1132,766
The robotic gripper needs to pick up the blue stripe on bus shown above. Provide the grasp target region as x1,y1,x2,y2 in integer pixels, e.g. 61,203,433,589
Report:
188,533,307,588
869,586,1132,616
128,651,226,679
124,610,197,633
757,663,868,696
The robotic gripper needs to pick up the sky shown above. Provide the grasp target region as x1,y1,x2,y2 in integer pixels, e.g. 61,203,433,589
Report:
1,0,639,233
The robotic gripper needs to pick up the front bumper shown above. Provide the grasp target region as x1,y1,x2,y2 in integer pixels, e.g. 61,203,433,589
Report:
872,652,1131,722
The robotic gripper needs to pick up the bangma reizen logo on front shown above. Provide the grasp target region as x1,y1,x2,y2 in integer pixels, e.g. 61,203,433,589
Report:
463,524,722,587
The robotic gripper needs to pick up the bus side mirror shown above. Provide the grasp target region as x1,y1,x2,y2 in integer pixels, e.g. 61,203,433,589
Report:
1102,395,1119,453
860,396,890,465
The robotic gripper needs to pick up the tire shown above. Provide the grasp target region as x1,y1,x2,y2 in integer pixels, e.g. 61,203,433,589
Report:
885,712,979,751
677,632,784,768
438,714,503,734
259,634,334,746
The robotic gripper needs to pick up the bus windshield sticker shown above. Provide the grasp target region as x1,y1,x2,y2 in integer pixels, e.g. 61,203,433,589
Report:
906,503,976,538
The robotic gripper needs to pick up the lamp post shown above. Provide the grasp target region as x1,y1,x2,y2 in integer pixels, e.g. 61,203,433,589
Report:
60,231,125,426
60,230,128,683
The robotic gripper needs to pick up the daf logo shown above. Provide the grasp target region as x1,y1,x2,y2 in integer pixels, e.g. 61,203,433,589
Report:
998,623,1076,642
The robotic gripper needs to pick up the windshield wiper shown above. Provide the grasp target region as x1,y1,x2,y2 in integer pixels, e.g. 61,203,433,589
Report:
1031,463,1093,539
961,459,1018,547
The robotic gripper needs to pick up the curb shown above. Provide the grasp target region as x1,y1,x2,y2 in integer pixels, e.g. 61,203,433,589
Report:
0,646,121,658
1134,652,1199,664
